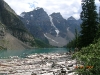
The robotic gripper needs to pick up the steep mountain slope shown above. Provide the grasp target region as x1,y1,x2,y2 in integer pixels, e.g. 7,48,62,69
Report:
2,33,32,50
20,8,52,42
44,33,68,47
20,7,81,47
0,0,37,50
67,16,81,33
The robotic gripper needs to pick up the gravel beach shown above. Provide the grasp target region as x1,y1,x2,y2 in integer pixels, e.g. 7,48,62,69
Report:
0,53,77,75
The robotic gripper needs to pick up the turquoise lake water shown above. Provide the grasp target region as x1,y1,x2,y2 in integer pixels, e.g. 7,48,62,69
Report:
0,48,70,58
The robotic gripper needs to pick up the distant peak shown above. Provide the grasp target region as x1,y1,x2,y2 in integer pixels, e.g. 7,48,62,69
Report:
67,16,76,20
50,12,63,19
51,12,61,16
20,12,26,18
34,7,43,10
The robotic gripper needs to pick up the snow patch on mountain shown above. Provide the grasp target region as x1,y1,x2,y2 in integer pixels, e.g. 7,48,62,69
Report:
34,7,42,10
67,27,70,31
55,30,59,36
44,33,68,47
30,15,33,17
20,13,25,18
44,34,59,44
26,20,29,24
49,16,59,36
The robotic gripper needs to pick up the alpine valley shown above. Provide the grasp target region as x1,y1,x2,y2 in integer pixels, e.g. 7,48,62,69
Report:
20,7,81,47
0,0,81,50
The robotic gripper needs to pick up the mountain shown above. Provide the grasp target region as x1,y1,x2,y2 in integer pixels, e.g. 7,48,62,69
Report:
20,8,52,41
20,7,81,47
67,16,81,33
0,0,38,50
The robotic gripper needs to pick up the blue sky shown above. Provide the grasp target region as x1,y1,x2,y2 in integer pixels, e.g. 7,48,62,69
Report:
4,0,100,20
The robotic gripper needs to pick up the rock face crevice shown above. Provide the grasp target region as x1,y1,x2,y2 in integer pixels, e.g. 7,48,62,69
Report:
0,22,5,39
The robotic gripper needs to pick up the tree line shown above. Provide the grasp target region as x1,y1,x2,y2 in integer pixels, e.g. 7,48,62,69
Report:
67,0,100,49
71,0,100,74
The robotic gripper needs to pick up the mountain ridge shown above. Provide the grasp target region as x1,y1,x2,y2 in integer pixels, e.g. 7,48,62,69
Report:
20,7,81,47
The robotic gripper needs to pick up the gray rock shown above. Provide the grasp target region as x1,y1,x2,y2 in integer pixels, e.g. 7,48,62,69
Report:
68,70,74,73
31,72,37,75
68,64,73,67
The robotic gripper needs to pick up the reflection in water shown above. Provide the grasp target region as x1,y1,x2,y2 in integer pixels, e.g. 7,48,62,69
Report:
0,48,68,58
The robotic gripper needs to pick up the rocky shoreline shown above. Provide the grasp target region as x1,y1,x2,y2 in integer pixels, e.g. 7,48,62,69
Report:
0,53,77,75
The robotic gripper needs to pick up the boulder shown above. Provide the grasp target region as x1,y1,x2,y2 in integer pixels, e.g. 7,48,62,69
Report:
31,72,37,75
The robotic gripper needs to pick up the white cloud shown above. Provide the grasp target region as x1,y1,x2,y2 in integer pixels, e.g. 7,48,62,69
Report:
4,0,100,20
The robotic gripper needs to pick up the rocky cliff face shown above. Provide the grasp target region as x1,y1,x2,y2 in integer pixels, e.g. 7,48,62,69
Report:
20,7,81,47
20,8,52,42
0,0,16,15
67,16,81,33
0,0,37,50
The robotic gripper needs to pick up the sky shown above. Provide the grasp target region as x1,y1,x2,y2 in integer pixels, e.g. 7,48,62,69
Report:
4,0,100,20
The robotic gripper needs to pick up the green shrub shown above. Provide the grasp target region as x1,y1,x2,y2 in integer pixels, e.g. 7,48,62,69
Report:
73,39,100,75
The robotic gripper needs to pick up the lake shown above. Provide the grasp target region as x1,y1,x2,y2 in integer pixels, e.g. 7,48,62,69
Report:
0,48,70,59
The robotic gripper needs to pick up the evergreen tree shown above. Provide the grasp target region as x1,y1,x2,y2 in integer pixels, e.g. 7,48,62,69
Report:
75,28,79,47
79,0,98,47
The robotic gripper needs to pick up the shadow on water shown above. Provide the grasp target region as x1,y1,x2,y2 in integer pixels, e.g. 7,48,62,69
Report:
0,48,68,59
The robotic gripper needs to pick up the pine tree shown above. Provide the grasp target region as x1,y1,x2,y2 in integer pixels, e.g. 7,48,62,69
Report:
79,0,98,47
75,28,79,47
